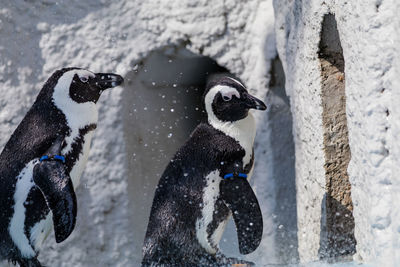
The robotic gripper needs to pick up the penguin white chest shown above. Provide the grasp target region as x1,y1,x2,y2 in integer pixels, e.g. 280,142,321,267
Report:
67,130,94,187
9,161,38,258
196,170,221,254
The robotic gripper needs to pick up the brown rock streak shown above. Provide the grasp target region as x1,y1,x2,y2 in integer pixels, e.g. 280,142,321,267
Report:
319,14,356,259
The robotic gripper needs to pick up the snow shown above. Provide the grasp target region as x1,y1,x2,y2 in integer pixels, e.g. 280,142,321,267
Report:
0,0,397,266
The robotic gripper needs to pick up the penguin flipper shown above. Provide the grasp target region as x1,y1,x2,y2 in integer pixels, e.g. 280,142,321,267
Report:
220,178,263,255
33,159,77,243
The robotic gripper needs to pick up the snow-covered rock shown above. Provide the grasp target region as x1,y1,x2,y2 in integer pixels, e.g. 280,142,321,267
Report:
274,0,398,266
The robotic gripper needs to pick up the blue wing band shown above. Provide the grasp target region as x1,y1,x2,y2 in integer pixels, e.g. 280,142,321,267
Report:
223,173,247,179
40,155,66,163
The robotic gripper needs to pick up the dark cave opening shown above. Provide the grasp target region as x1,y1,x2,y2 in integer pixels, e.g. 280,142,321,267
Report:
122,46,228,263
268,56,299,264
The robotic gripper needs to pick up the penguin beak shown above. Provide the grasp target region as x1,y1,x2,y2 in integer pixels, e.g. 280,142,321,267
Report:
94,73,124,90
243,93,267,110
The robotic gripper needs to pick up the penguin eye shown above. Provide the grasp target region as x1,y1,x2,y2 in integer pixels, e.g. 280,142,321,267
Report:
219,87,240,102
222,95,232,101
79,76,89,83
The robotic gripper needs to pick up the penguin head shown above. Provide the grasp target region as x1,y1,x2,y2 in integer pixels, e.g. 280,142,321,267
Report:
51,67,124,104
203,76,266,123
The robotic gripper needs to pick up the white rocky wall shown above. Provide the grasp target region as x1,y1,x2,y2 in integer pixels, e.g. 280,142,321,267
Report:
392,2,400,263
274,0,398,265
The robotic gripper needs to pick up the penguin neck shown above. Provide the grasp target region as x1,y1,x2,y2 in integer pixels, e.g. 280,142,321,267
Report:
51,72,99,153
208,111,256,167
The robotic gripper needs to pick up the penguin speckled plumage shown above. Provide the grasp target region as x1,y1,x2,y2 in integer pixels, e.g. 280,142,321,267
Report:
142,76,266,267
0,67,123,267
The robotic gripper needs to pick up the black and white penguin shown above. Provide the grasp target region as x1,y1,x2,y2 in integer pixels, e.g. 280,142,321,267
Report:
0,67,123,267
142,76,266,267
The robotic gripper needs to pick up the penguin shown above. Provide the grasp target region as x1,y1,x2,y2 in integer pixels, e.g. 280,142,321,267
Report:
0,67,124,267
142,76,266,267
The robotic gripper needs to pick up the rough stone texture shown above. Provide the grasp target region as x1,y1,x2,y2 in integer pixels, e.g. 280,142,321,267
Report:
273,0,327,262
274,0,397,265
318,14,355,260
392,2,400,264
